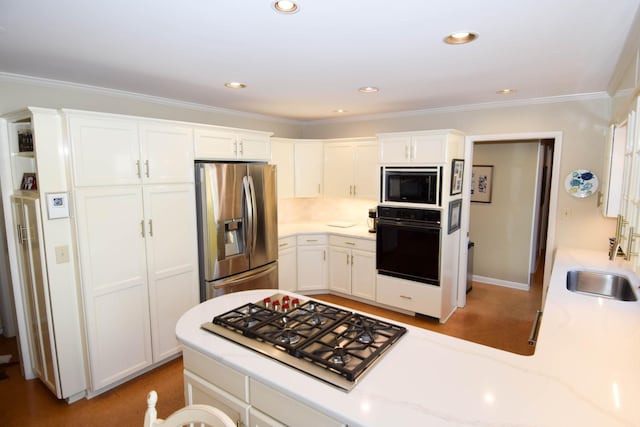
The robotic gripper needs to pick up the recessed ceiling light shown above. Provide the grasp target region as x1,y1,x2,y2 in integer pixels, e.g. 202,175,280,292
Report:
273,1,299,14
224,82,246,89
358,86,379,94
334,109,348,113
444,31,478,45
496,89,516,95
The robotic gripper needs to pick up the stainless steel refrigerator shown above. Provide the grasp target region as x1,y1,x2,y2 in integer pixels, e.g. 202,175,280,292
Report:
195,162,278,300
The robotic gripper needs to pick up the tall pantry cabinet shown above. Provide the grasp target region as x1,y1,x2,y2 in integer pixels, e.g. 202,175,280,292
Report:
65,110,199,392
0,108,86,400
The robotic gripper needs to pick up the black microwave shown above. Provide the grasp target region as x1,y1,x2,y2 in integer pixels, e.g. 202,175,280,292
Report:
380,166,442,207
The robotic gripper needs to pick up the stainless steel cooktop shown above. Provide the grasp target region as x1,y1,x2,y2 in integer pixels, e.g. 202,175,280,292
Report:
201,294,407,391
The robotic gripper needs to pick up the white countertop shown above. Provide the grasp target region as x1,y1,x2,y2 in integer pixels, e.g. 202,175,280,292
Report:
176,247,640,426
278,221,375,240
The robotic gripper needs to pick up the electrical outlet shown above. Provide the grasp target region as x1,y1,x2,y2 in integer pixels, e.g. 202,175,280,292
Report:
55,245,70,264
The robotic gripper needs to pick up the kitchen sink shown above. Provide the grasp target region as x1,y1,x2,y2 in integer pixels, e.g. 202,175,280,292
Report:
566,270,637,301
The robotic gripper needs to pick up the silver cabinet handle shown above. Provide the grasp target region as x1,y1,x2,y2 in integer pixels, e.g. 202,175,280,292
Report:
323,250,326,261
528,310,543,345
625,227,639,260
279,242,288,247
353,185,356,197
317,183,321,194
148,219,153,237
144,160,150,178
306,239,318,243
345,241,355,246
350,254,354,265
16,224,27,244
136,160,141,178
140,220,145,238
346,254,349,265
238,141,243,156
400,295,412,300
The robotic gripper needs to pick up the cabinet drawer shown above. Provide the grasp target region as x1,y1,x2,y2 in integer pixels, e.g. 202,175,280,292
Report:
249,379,346,427
183,347,248,401
278,236,297,250
296,234,328,246
376,274,441,317
329,235,375,251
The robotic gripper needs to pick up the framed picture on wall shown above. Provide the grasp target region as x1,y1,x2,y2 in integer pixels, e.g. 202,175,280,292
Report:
471,165,494,203
448,199,462,234
450,159,464,195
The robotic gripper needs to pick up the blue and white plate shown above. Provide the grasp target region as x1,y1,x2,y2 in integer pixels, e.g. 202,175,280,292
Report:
565,169,599,198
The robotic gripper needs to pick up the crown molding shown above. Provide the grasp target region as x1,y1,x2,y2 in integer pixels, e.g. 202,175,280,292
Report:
301,92,611,126
0,72,299,125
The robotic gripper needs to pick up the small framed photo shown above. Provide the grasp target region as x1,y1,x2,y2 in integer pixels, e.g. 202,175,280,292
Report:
471,165,494,203
21,173,37,191
450,159,464,195
448,199,462,234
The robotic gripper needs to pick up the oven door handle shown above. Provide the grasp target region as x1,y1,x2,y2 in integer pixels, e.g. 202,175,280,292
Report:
378,219,440,230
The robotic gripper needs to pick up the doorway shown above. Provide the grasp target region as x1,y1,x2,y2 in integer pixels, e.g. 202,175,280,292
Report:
458,132,562,308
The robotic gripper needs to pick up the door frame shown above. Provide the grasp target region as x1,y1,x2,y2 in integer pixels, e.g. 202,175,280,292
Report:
457,131,562,307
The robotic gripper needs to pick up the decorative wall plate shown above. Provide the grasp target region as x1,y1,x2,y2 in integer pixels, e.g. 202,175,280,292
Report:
565,169,599,198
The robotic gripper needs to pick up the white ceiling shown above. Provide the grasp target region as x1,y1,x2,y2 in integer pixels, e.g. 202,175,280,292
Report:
1,0,639,121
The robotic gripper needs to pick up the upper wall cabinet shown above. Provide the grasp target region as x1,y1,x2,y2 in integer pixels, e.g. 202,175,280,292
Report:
270,138,295,199
194,127,271,162
295,141,324,197
67,112,194,187
599,123,626,218
378,130,464,165
324,139,378,200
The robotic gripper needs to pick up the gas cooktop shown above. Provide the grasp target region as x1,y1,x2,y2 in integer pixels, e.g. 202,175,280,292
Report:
201,294,407,391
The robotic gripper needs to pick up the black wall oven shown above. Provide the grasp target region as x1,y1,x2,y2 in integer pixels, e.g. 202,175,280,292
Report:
380,166,442,207
376,206,441,285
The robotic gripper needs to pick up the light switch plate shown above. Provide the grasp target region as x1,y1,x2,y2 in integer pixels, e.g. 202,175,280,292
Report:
55,245,70,264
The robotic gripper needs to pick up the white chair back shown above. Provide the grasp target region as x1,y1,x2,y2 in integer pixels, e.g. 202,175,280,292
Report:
144,390,236,427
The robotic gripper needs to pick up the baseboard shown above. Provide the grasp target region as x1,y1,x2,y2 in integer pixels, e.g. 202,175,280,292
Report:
472,274,529,291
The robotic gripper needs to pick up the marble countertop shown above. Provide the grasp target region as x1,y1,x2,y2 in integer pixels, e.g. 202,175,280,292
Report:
278,221,375,240
176,248,640,426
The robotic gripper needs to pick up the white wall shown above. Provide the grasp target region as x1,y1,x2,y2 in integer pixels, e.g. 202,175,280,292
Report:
470,142,539,286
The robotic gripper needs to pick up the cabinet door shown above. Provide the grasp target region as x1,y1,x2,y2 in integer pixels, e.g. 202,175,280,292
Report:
68,115,140,186
379,136,410,164
351,249,376,300
75,187,152,390
144,185,199,361
324,143,354,198
296,245,327,291
184,370,249,427
139,123,194,184
249,407,287,427
278,246,297,292
328,246,351,294
270,139,295,199
238,133,270,161
295,142,324,197
621,98,640,270
412,134,446,163
194,128,238,160
353,142,379,199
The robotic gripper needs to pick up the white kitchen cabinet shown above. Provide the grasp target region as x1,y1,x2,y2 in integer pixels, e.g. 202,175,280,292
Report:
74,184,198,390
599,123,627,217
324,139,378,200
296,234,327,291
184,370,250,427
12,195,61,397
295,141,324,197
249,407,286,427
378,130,464,165
277,236,297,292
270,138,295,199
194,127,271,161
328,235,376,301
67,112,194,186
619,96,640,271
376,274,441,318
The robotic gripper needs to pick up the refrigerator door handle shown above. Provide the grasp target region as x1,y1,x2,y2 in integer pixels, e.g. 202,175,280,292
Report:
242,175,255,254
247,175,258,254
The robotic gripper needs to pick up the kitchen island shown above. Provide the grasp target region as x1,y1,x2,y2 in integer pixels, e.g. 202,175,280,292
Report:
176,247,640,426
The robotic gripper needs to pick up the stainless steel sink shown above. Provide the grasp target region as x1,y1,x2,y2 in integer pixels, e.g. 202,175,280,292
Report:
566,270,637,301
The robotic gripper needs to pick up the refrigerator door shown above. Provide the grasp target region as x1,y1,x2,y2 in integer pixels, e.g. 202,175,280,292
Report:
247,164,278,268
205,262,278,300
196,163,250,282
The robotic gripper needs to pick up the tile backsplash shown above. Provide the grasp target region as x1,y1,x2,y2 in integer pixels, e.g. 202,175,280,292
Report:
278,198,376,226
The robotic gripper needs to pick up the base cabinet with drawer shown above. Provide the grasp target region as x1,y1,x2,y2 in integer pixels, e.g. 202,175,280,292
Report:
376,273,441,319
328,235,376,301
277,236,297,292
296,234,328,292
183,347,346,427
